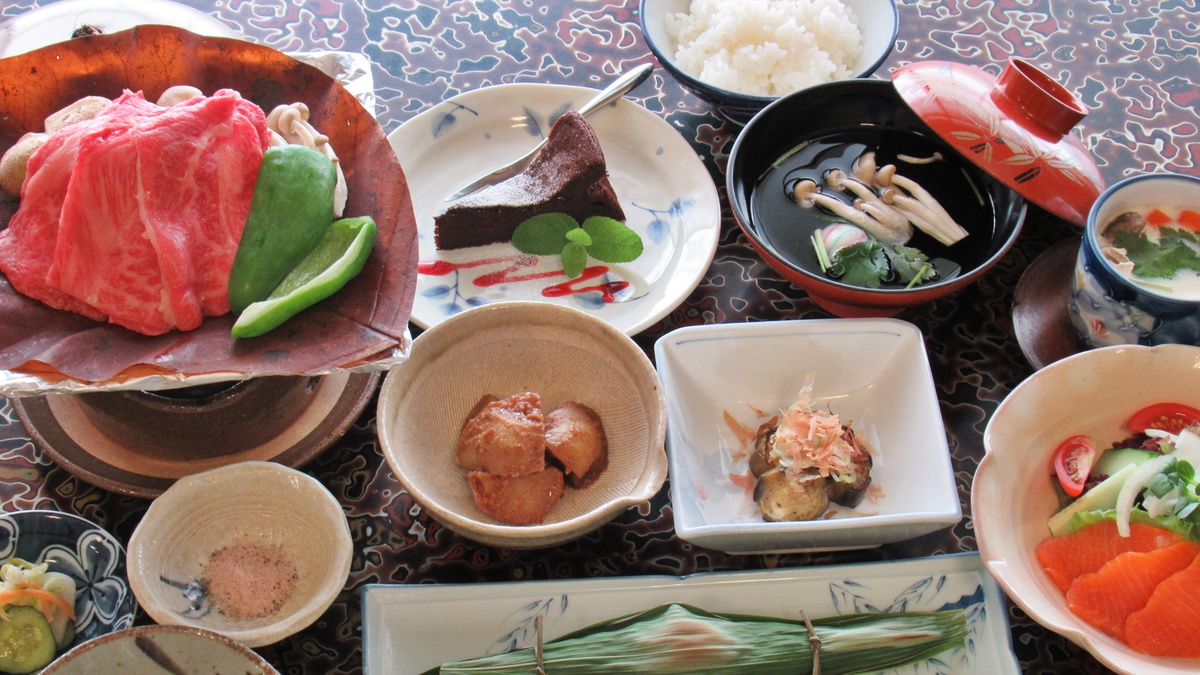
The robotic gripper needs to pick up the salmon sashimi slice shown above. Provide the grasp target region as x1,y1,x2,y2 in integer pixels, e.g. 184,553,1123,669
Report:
1036,520,1183,594
1126,554,1200,657
1066,541,1200,640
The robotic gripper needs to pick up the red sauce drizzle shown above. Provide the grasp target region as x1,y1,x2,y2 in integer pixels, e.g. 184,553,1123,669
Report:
418,257,630,301
543,266,629,301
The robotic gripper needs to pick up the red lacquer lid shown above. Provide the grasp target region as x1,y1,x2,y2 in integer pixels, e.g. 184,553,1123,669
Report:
892,58,1105,226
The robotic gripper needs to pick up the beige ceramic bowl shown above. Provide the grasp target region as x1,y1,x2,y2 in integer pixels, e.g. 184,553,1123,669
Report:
975,344,1200,674
378,301,668,549
126,461,352,648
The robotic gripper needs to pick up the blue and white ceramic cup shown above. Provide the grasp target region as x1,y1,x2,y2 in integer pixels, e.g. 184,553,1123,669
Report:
1069,172,1200,347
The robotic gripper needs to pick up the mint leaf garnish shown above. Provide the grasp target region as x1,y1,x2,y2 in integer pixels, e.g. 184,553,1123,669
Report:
582,216,644,263
561,241,588,278
512,213,576,255
565,227,593,247
512,212,645,278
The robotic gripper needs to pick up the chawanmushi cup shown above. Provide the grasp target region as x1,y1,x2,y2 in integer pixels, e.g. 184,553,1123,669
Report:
1069,172,1200,348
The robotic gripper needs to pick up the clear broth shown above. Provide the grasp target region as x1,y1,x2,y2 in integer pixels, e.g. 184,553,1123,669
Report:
749,128,998,290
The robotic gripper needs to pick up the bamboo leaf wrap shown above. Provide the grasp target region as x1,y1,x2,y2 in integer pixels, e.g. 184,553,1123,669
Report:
433,603,967,674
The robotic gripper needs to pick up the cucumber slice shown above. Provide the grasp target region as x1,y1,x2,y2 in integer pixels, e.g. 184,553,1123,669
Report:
1048,463,1137,536
0,606,57,674
1093,447,1159,478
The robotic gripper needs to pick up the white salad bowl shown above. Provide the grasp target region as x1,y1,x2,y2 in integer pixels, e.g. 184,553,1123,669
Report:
654,318,961,554
975,343,1200,675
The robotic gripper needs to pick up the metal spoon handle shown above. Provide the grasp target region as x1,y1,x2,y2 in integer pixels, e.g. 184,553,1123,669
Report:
443,63,654,203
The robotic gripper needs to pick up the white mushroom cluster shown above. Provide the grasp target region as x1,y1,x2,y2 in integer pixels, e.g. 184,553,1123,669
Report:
791,151,969,247
0,95,114,197
266,103,347,217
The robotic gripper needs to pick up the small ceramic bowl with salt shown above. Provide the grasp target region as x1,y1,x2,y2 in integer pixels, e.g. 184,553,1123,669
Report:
126,461,351,648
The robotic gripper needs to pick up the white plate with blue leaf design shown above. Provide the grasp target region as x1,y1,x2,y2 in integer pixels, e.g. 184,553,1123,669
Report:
362,552,1019,675
388,82,721,336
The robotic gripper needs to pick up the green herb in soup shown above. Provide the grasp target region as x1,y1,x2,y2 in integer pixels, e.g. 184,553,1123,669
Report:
1098,207,1200,299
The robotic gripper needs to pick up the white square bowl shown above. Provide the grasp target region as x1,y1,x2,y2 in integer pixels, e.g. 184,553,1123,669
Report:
654,318,961,554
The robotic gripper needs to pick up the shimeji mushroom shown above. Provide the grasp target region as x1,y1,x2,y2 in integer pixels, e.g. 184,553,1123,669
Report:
824,168,913,240
791,179,911,245
267,103,348,217
874,164,969,246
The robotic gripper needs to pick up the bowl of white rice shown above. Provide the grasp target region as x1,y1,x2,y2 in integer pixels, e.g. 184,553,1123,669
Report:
640,0,898,124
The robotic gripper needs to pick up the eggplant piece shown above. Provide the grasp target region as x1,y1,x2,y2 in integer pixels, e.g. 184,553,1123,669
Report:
750,426,777,478
829,450,873,507
753,467,832,522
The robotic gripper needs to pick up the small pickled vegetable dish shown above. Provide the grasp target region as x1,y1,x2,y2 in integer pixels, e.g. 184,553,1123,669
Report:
0,559,76,674
747,376,873,522
1037,402,1200,658
1097,206,1200,300
455,392,608,525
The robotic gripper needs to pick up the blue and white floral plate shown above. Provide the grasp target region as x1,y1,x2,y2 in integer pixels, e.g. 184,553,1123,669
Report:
0,510,136,646
388,82,721,336
362,552,1019,675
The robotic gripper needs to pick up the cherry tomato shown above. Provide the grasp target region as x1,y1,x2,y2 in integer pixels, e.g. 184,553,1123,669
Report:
1053,434,1096,497
1125,403,1200,435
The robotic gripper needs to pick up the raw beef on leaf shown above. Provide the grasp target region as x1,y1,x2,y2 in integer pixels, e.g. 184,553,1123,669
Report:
0,89,271,335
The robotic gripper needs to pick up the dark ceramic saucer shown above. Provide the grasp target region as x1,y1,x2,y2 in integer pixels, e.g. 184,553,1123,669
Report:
1012,237,1085,370
12,372,379,498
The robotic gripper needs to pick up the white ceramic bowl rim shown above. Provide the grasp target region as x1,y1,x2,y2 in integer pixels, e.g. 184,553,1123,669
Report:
638,0,899,102
977,343,1200,674
127,461,352,648
378,301,668,548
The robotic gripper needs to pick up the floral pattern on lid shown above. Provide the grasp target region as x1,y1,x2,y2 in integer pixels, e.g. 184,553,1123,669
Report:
892,59,1105,226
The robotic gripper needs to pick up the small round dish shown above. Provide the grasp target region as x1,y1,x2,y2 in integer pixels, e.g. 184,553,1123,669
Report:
12,371,380,498
388,82,721,337
377,301,668,550
892,58,1104,227
0,510,136,649
126,461,352,648
43,625,277,674
1012,237,1084,370
640,0,898,124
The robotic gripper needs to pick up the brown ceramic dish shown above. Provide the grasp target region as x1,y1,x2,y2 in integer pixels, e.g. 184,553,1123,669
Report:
11,371,379,498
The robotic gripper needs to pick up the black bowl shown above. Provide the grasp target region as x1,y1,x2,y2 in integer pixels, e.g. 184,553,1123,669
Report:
727,78,1028,316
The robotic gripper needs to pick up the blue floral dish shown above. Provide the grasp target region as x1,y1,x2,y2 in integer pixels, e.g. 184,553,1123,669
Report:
0,510,136,646
1069,173,1200,348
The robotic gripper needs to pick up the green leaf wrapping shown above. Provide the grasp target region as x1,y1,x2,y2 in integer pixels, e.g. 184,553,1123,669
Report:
432,602,967,674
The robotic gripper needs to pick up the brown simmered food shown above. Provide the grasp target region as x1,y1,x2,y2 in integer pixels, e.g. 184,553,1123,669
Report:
455,392,545,476
468,467,565,526
544,402,608,488
456,391,610,526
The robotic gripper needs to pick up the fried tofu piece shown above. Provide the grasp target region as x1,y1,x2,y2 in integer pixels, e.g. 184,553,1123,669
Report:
544,402,608,488
469,467,565,525
455,392,545,476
